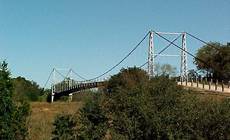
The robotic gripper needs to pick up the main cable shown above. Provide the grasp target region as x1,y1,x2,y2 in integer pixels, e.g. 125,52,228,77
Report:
85,31,150,81
139,34,182,68
54,68,67,79
139,61,148,68
42,68,66,90
42,68,54,89
153,31,219,72
154,31,201,61
71,69,87,80
186,32,221,51
65,69,72,78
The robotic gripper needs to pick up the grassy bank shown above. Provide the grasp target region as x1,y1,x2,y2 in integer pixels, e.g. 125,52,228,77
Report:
28,90,228,140
28,102,82,140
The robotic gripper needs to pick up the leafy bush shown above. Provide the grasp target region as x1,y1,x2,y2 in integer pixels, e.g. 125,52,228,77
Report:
12,76,45,101
52,114,77,140
52,93,108,140
105,72,185,139
194,42,230,81
76,93,108,139
107,67,149,93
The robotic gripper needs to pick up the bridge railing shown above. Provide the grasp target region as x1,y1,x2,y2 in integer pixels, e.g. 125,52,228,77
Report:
52,78,106,93
177,77,230,93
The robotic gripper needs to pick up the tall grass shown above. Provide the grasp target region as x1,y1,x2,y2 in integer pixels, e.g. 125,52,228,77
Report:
28,102,82,140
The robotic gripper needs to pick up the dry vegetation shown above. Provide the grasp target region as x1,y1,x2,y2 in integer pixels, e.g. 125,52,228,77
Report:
185,87,230,101
27,90,230,140
28,102,82,140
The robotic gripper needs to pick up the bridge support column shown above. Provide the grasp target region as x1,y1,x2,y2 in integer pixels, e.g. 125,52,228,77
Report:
51,93,54,103
51,85,55,103
180,33,188,82
51,68,56,103
148,31,154,77
69,93,73,102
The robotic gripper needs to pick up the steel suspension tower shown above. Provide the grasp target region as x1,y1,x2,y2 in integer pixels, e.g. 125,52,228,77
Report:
180,32,188,82
148,31,154,77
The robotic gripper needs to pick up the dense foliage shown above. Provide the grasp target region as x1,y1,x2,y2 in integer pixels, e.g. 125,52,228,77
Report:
77,94,108,139
0,61,30,140
155,63,176,77
52,114,77,140
194,42,230,81
53,67,230,140
13,76,45,101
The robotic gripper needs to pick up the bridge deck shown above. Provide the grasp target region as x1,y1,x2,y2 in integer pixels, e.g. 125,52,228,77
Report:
53,81,105,97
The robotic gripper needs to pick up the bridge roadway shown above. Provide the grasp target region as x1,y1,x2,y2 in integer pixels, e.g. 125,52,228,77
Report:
52,81,105,99
51,80,230,102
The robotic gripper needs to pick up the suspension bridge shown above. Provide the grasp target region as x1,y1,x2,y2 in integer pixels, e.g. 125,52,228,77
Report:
44,30,230,102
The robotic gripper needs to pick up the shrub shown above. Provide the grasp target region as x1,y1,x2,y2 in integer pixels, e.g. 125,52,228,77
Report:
12,76,44,102
76,94,108,139
52,114,77,140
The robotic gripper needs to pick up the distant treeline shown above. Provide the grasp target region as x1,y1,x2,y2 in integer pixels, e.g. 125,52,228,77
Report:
12,76,49,102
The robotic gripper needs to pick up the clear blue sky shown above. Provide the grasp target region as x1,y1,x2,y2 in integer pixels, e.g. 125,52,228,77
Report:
0,0,229,87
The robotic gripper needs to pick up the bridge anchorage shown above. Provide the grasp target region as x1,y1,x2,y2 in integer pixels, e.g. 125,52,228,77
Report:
45,30,228,103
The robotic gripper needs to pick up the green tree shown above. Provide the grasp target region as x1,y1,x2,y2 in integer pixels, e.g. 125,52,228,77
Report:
76,94,108,139
106,73,184,139
107,67,149,93
13,76,44,101
155,63,176,77
187,69,198,79
52,93,108,140
0,61,30,140
52,114,77,140
160,64,176,77
106,67,230,139
194,42,230,81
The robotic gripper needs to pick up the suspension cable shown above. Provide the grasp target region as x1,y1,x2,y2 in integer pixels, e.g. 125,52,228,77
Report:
154,32,201,60
153,31,219,72
71,69,87,80
139,34,182,68
139,61,148,68
65,69,72,78
81,31,150,81
186,32,221,51
54,68,66,79
50,31,224,84
42,68,54,89
60,68,86,81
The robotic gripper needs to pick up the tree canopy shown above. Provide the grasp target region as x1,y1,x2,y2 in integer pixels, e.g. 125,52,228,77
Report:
0,61,30,140
194,42,230,81
13,77,44,101
155,63,176,77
